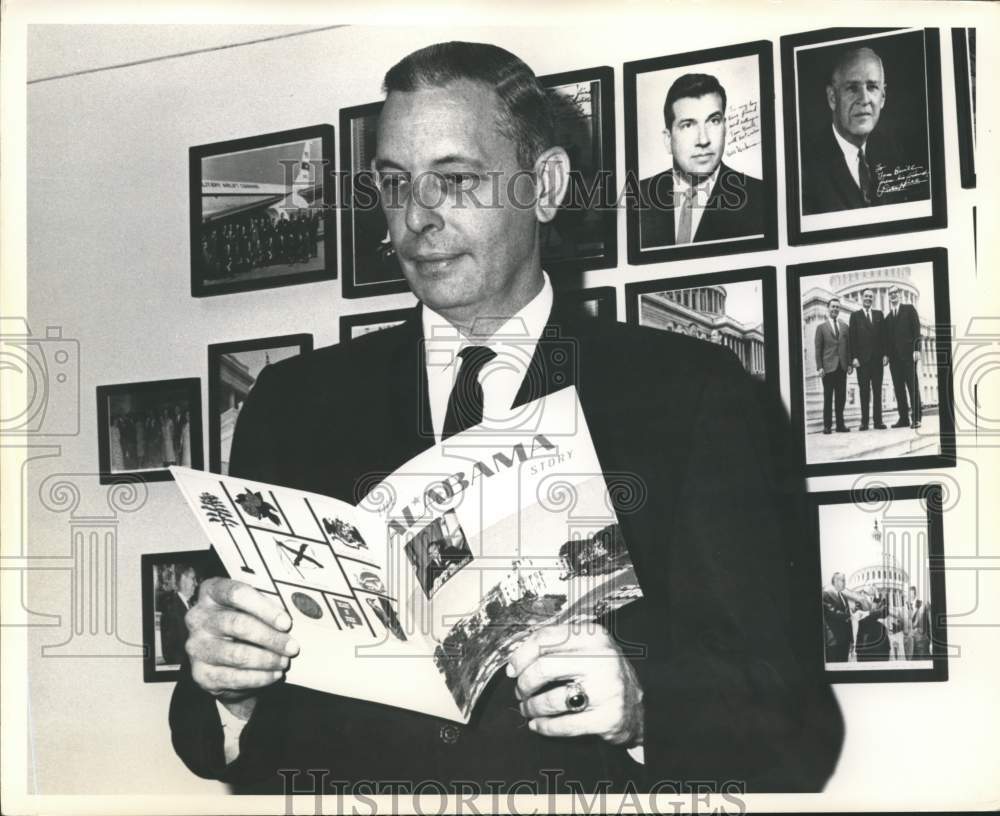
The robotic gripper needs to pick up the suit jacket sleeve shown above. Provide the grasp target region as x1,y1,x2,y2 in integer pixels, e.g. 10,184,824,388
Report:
629,362,843,792
907,306,921,353
822,591,850,624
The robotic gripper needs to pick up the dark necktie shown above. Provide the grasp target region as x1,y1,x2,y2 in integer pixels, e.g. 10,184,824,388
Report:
675,189,695,244
833,321,839,338
857,149,874,205
442,345,497,440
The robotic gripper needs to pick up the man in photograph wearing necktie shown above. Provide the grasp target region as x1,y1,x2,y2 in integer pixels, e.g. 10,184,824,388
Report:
814,297,852,434
848,288,887,431
883,285,923,429
638,73,764,248
801,46,892,214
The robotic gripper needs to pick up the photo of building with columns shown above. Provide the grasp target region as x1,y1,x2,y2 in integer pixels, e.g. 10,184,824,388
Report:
637,280,767,379
799,262,941,464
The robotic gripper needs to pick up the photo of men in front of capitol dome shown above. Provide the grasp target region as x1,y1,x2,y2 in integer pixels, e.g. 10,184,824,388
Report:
796,259,943,467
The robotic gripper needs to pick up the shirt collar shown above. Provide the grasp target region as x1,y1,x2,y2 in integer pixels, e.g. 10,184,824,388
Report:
673,165,721,203
832,123,867,168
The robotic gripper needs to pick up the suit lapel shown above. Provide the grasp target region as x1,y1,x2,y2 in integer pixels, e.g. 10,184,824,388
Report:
385,307,437,464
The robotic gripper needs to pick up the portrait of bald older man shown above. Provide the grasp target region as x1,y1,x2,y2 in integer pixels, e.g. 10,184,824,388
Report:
169,41,843,796
801,45,897,214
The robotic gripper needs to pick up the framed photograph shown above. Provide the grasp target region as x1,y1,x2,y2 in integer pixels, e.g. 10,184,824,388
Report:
339,101,409,300
207,334,313,474
625,267,778,390
781,28,947,244
624,40,778,265
141,549,225,682
557,285,618,323
537,66,617,275
812,483,947,683
190,125,336,297
787,247,955,477
96,378,203,484
952,28,977,189
339,307,415,341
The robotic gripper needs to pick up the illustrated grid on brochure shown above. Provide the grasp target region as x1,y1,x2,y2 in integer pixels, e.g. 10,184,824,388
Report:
171,387,643,723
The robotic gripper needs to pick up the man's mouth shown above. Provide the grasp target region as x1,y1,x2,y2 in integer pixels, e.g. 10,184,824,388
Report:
408,252,462,273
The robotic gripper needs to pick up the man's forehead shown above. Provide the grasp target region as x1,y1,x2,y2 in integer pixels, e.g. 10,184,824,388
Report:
836,53,884,83
672,92,724,115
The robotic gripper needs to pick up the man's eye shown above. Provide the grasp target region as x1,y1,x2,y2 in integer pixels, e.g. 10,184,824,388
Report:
379,174,409,194
443,173,480,190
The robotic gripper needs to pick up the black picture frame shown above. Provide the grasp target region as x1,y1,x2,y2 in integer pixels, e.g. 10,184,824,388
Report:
207,334,313,474
624,266,779,393
537,66,618,276
339,307,416,342
787,247,955,477
811,483,948,684
952,28,976,189
339,101,409,300
623,40,778,265
189,124,336,297
96,378,203,484
781,28,947,245
141,549,225,682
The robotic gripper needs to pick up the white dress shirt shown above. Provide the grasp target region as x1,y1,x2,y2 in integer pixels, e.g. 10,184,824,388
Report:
831,124,868,190
422,272,553,440
673,165,720,243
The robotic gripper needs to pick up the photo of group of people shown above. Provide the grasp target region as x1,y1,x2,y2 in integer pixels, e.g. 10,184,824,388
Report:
789,248,953,476
97,378,203,484
813,485,946,682
190,125,335,296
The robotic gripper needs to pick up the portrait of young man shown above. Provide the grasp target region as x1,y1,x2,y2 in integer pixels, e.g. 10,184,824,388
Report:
638,72,765,248
169,41,843,797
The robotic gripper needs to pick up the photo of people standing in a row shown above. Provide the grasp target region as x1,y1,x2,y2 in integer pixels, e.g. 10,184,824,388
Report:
789,248,953,476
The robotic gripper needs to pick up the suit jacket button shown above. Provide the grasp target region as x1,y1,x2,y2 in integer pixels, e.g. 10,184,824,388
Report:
439,724,460,744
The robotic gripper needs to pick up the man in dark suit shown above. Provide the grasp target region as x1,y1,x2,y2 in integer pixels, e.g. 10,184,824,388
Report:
170,41,842,796
814,297,852,434
848,287,887,431
160,566,198,666
638,73,764,248
801,45,911,215
821,572,853,663
883,285,923,428
906,585,931,658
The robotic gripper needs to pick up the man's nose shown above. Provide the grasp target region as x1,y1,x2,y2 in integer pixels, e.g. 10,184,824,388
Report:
695,124,710,145
404,173,445,234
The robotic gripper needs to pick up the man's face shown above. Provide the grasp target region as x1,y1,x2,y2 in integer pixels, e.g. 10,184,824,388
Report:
827,51,886,144
667,93,726,179
862,290,874,309
833,574,845,591
909,588,917,602
428,543,443,565
710,329,721,344
827,300,840,320
375,80,542,321
179,570,196,598
888,288,900,306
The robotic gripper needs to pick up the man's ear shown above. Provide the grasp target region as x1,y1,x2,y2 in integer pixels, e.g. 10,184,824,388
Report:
826,84,836,112
533,146,570,224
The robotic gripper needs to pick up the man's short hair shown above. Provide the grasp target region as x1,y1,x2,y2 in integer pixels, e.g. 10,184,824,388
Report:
663,73,728,129
382,41,554,170
862,288,874,297
910,585,918,594
832,571,845,584
827,45,884,87
828,297,840,307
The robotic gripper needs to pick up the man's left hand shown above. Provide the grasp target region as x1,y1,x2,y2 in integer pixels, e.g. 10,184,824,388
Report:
506,624,644,747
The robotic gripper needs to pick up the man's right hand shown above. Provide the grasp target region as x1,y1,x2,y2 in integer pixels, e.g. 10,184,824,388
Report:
185,577,299,717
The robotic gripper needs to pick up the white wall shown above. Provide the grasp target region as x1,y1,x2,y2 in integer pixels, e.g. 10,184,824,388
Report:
19,13,999,808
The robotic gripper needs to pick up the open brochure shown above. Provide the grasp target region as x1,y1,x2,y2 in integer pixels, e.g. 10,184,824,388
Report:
170,387,642,723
